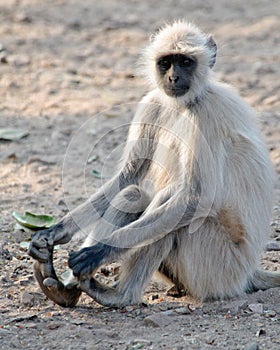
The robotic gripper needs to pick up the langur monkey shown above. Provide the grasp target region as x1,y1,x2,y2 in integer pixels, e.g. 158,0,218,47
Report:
28,20,280,307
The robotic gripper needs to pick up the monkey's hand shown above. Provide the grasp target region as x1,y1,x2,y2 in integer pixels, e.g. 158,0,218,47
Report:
28,225,71,262
68,243,122,278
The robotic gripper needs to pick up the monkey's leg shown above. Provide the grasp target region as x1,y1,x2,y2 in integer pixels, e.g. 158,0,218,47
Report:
247,270,280,292
69,186,199,279
32,247,81,307
69,184,151,277
78,235,175,307
36,184,150,307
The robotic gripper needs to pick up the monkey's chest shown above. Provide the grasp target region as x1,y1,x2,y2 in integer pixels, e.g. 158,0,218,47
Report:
142,130,195,192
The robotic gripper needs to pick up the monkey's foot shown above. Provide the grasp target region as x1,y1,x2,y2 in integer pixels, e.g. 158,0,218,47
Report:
33,261,81,307
79,277,116,307
79,277,136,308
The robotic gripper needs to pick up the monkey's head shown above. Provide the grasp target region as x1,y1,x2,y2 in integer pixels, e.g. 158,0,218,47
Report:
141,21,217,104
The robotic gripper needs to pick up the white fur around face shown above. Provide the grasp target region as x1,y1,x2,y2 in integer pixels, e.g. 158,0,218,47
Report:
139,21,216,105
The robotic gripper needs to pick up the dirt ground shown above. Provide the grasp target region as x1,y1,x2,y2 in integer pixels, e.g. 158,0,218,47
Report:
0,0,280,349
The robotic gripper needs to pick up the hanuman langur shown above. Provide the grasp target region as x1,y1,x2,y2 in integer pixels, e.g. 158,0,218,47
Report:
28,20,280,307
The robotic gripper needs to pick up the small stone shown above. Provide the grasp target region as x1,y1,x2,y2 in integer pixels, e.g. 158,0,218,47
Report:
68,21,81,30
20,292,35,306
14,13,32,23
206,337,216,346
9,54,30,67
144,311,175,328
175,307,191,315
57,198,66,206
19,276,33,286
143,316,160,328
124,306,134,312
0,243,12,260
264,310,276,317
256,329,266,337
245,343,259,350
248,303,263,314
129,339,152,347
24,322,38,329
219,299,248,315
47,322,61,330
0,52,8,64
266,241,280,251
253,61,274,74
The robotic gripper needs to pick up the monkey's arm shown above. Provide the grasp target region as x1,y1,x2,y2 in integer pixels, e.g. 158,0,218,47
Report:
28,99,160,262
28,149,155,262
28,166,139,262
68,188,199,278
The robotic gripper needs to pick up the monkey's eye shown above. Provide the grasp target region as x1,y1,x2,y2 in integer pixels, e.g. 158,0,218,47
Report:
180,57,194,67
157,59,171,70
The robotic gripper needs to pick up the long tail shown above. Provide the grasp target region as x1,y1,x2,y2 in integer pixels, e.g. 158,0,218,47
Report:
247,269,280,292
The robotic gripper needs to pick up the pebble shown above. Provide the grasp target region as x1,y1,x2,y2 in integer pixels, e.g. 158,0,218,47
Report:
47,322,61,330
217,299,248,315
128,339,152,347
14,13,32,23
57,198,66,206
266,241,280,251
9,54,30,67
0,243,12,260
248,303,263,314
253,61,275,74
20,291,35,306
124,306,134,312
264,310,276,317
245,343,259,350
174,307,191,315
256,329,266,337
144,310,176,327
0,52,8,63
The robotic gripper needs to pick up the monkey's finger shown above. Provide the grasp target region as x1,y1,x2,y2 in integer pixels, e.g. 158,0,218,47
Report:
47,237,54,247
43,277,61,290
52,231,71,245
30,236,48,249
28,246,49,262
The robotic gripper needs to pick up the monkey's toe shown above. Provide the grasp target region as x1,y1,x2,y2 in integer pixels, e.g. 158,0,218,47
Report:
33,261,81,307
28,245,50,263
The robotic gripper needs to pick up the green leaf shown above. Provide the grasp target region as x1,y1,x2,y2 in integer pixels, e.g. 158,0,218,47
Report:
12,211,56,230
0,128,29,141
92,169,102,179
87,155,99,164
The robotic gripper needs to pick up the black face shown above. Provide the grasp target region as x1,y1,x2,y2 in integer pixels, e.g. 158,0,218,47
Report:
156,54,197,97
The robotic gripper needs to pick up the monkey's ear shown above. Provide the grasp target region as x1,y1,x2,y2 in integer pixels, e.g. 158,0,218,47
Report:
206,35,217,69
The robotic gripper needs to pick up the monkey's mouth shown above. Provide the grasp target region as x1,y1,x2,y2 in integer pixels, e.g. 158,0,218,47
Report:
165,87,189,97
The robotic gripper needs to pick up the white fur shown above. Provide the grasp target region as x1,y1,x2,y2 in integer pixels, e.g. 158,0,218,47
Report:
30,21,279,306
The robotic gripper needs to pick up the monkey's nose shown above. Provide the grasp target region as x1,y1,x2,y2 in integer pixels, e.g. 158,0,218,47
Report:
169,75,179,83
